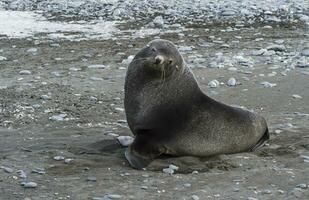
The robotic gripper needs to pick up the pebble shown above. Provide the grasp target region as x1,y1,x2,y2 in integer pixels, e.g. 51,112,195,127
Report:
266,44,286,52
227,77,237,86
262,189,272,194
247,197,258,200
163,167,175,175
208,79,220,88
228,67,238,71
184,183,191,187
26,48,38,53
114,107,124,112
260,82,277,88
49,114,67,121
122,55,134,65
105,194,122,199
117,136,134,147
191,195,200,200
90,77,103,81
40,95,51,100
18,170,27,178
153,16,164,28
64,158,73,164
88,64,107,69
168,164,179,171
296,183,307,189
32,168,45,174
1,166,14,173
87,176,97,182
21,182,38,188
0,56,7,61
19,70,32,75
292,94,302,99
54,156,65,161
251,49,267,56
69,67,81,71
301,48,309,57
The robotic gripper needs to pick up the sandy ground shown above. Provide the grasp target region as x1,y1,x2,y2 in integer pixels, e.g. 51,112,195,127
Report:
0,22,309,200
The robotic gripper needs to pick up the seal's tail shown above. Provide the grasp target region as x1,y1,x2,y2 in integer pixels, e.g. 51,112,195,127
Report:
249,127,269,152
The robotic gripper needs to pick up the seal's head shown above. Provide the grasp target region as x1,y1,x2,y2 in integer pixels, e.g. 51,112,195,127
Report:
132,39,184,77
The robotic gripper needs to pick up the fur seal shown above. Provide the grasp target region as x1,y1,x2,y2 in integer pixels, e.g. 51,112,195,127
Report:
124,39,269,169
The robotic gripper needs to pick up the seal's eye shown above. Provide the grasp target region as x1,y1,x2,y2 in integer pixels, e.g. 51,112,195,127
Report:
151,47,157,52
169,60,173,65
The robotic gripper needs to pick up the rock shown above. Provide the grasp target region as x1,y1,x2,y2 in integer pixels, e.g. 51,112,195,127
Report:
288,187,303,198
228,67,238,71
122,55,134,65
191,195,200,200
49,114,67,121
40,95,51,100
251,49,267,56
18,170,27,178
266,44,286,52
247,197,258,200
262,189,272,194
54,156,65,161
114,107,124,112
168,164,179,171
87,176,97,182
153,16,164,28
296,183,307,189
301,48,309,57
69,67,81,71
64,159,73,164
19,70,32,75
208,80,220,88
21,182,38,188
292,94,302,99
105,194,122,199
184,183,191,187
90,77,103,81
0,56,7,61
117,136,134,147
88,64,107,69
163,167,174,175
32,168,45,174
261,82,277,88
227,77,237,86
1,166,14,173
296,63,309,68
26,48,38,53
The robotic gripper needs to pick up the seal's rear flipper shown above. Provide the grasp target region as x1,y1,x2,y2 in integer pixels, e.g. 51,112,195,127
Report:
249,127,269,152
125,148,152,170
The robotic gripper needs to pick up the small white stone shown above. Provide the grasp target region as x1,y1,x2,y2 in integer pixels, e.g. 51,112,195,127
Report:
1,166,14,173
261,82,277,88
292,94,302,99
0,56,7,61
184,183,191,187
69,67,81,71
168,164,179,171
19,70,32,75
227,77,237,86
90,77,103,81
227,67,238,71
163,167,174,175
106,194,122,199
40,95,51,100
22,182,37,188
88,64,107,69
208,79,220,88
54,156,65,161
115,107,124,112
26,48,38,53
49,114,67,121
117,136,134,147
64,159,73,164
122,55,134,65
191,195,200,200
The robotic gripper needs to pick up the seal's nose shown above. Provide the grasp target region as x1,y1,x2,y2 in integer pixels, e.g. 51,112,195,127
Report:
155,55,164,65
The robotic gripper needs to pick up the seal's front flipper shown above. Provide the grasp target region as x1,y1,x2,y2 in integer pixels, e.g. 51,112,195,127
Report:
250,127,270,152
125,148,152,170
